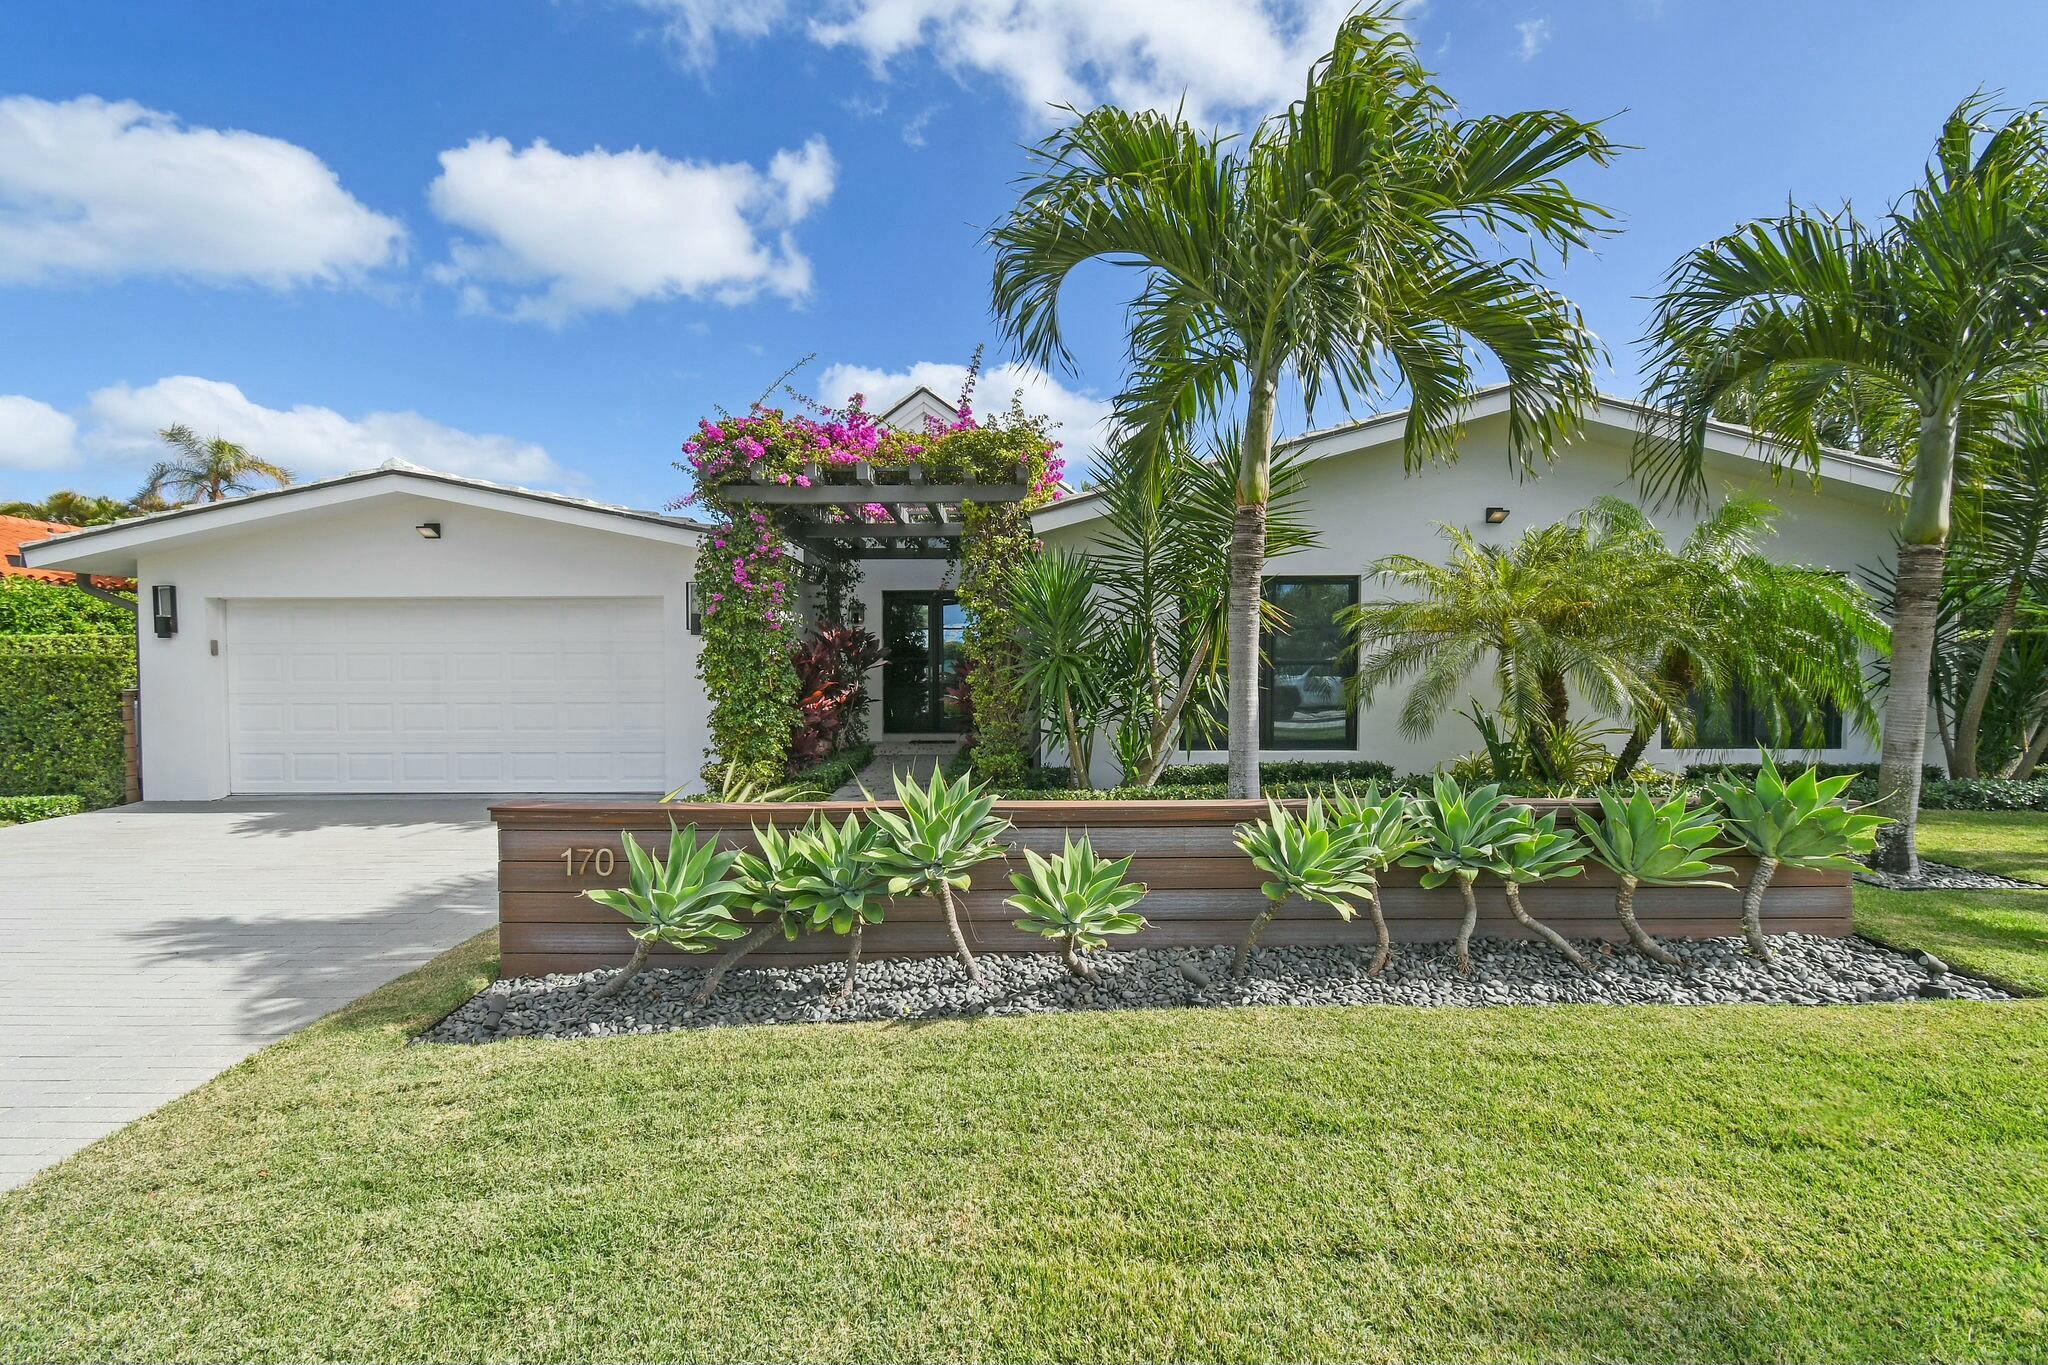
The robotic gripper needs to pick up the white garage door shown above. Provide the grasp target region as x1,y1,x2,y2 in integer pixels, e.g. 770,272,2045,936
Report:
226,597,667,793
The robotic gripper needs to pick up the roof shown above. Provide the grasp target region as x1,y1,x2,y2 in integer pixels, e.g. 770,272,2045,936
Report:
1032,384,1903,532
0,515,114,586
877,385,960,433
19,461,712,578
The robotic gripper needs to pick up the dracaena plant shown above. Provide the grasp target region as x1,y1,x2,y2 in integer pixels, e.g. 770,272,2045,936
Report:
1326,781,1427,976
866,767,1012,984
691,820,808,1006
1006,834,1149,981
1231,797,1374,980
1401,775,1530,975
1490,806,1595,974
1574,789,1732,966
583,823,746,999
782,812,895,999
1710,752,1887,962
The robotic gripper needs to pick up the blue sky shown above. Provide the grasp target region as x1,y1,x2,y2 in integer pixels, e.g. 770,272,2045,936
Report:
1,0,2043,509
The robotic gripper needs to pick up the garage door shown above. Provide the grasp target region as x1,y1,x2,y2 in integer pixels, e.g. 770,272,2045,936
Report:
226,597,666,793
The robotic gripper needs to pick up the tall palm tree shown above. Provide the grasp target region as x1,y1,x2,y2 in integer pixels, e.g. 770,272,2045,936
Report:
140,425,293,505
1638,97,2048,873
1949,392,2048,775
987,7,1616,797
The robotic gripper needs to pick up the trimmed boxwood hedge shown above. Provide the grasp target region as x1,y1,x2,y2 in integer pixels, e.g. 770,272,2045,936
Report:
0,634,137,808
0,794,86,826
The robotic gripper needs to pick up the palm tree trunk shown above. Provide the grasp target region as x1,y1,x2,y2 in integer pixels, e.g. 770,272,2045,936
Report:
1231,906,1276,980
1363,883,1393,977
1614,874,1680,966
1740,856,1779,962
1872,408,1959,876
1139,639,1213,786
692,922,781,1005
1611,719,1654,784
1952,572,2026,778
1453,876,1480,975
2007,718,2048,779
1503,881,1592,973
1061,934,1097,981
1061,695,1089,790
937,881,982,984
1226,373,1278,801
596,937,652,999
833,922,863,1000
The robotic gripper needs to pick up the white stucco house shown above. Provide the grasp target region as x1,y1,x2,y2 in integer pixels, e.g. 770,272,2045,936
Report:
22,385,1907,800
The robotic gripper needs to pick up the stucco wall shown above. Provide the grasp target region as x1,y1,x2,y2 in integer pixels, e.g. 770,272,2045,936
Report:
133,490,705,799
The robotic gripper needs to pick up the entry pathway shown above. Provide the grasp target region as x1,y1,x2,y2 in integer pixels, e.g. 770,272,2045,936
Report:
0,797,507,1190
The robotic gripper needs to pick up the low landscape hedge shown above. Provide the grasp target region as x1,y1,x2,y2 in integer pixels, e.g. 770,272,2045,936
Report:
0,577,136,635
1685,760,1943,785
0,794,85,825
1013,758,1397,794
1845,776,2048,812
786,741,874,799
0,634,136,808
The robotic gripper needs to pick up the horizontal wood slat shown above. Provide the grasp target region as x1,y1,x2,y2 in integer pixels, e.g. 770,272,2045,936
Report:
492,799,1853,978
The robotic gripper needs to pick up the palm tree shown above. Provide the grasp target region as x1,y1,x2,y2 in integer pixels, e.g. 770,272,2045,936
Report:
1949,393,2048,775
1637,97,2048,873
141,425,293,505
987,7,1616,798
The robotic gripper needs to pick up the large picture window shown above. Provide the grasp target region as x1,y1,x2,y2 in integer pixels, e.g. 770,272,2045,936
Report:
1261,576,1360,750
1668,684,1844,750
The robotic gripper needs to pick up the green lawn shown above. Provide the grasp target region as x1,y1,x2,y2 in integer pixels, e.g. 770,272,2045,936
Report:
1855,810,2048,994
2,815,2046,1363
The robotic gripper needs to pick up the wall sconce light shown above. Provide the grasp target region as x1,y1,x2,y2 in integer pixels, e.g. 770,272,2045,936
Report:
416,522,442,539
685,580,703,635
151,584,178,638
1484,506,1511,525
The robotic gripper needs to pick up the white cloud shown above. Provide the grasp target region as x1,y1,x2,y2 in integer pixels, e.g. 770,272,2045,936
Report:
0,94,402,288
1515,16,1552,60
426,134,836,324
619,0,790,70
0,396,79,469
816,359,1112,478
83,377,563,485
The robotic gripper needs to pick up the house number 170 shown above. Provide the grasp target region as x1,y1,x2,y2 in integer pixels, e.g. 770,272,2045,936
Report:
561,847,616,878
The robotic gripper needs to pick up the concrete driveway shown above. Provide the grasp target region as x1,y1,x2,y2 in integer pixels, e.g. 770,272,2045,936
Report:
0,797,512,1190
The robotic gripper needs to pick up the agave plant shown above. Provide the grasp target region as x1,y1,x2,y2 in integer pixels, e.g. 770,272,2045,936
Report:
583,823,747,999
1401,775,1530,975
1006,834,1148,980
1490,806,1594,973
866,767,1012,984
1231,797,1375,980
1325,781,1427,976
664,759,806,805
1709,753,1887,962
691,820,808,1006
1574,789,1732,966
781,813,896,998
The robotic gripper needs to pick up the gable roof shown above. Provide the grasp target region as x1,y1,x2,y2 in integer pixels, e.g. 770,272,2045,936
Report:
19,461,711,578
877,385,960,432
0,515,116,586
1032,384,1902,532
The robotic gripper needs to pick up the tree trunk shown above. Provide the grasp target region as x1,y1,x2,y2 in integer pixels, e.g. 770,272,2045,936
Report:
1363,883,1393,977
1952,573,2026,778
1611,720,1654,785
937,881,982,984
1614,874,1681,966
833,922,863,1000
692,921,781,1005
1504,881,1592,973
1231,906,1275,980
2008,718,2048,779
1139,639,1213,787
1740,856,1779,962
595,936,652,999
1226,373,1278,801
1872,407,1959,876
1061,695,1089,790
1453,877,1479,975
1061,935,1097,982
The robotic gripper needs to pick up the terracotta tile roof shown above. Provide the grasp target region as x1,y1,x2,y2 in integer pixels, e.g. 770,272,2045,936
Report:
0,515,133,589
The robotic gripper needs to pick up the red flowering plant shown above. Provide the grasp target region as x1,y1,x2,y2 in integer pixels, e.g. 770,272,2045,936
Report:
790,625,887,766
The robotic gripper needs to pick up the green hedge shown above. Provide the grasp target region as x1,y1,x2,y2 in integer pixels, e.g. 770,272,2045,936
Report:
1684,760,1942,785
0,578,136,635
1015,758,1398,792
0,794,85,826
0,635,136,808
786,742,875,799
1843,776,2048,812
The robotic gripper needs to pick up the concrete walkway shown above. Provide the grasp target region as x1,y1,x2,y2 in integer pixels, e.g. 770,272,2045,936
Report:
0,797,514,1190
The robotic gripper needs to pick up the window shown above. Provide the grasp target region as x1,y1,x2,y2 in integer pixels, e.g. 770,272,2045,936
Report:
1668,684,1844,750
1263,576,1360,749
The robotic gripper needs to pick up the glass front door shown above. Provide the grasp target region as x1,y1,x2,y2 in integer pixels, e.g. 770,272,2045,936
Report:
882,592,967,733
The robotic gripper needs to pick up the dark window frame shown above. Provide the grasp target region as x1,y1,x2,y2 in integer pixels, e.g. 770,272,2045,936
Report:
1259,574,1361,752
880,589,966,735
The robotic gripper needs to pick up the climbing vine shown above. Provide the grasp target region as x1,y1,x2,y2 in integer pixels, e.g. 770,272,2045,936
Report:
691,509,799,788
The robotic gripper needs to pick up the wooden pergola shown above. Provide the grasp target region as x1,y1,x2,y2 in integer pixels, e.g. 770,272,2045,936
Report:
717,460,1032,559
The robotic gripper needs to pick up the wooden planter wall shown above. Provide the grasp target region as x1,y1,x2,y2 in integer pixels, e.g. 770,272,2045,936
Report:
492,798,1853,978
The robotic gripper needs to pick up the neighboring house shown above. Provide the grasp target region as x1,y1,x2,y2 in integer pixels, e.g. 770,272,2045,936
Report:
21,388,1906,802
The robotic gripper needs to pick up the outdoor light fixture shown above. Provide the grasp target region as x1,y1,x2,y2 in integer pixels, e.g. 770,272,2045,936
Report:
151,584,178,639
416,522,442,539
1484,506,1511,524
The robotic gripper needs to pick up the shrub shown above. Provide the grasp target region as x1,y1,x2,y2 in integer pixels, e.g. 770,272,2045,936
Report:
1403,776,1530,976
789,626,883,769
1574,790,1733,967
780,813,895,997
1232,798,1379,979
0,794,84,826
1489,806,1595,973
0,634,136,808
0,578,135,635
1005,834,1148,980
1686,760,1941,785
1710,754,1885,962
583,824,747,999
1325,783,1428,976
867,767,1012,984
1847,776,2048,812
